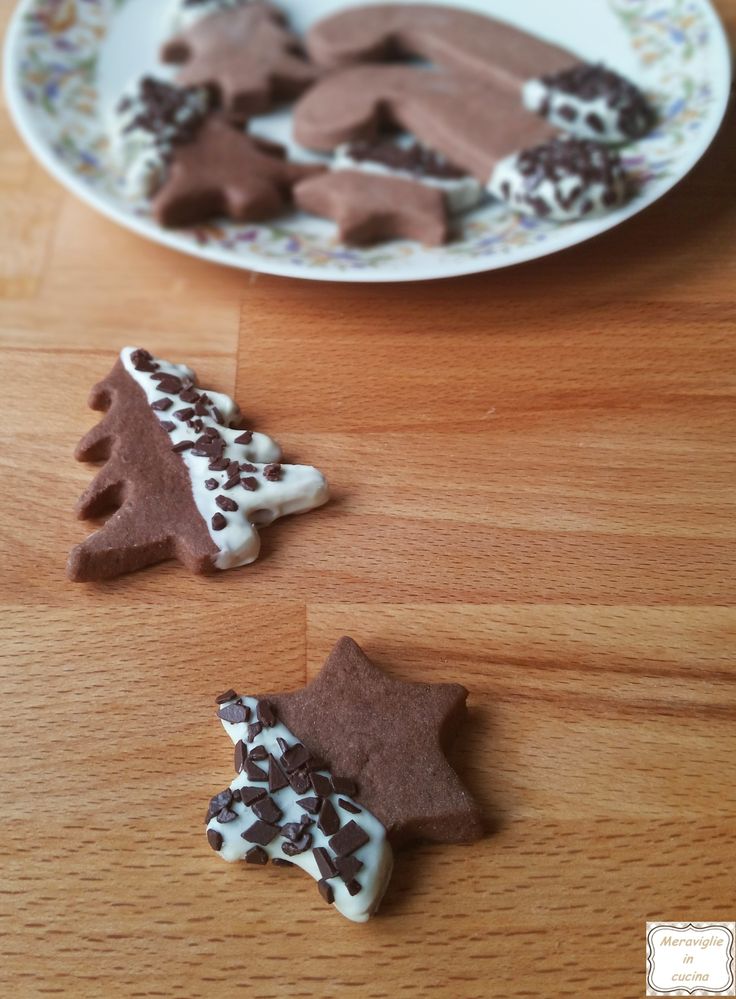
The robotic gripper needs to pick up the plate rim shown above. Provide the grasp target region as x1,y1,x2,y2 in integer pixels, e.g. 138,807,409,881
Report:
3,0,732,284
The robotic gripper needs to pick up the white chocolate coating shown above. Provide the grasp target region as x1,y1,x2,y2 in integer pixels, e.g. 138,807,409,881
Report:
488,145,628,223
333,144,484,215
523,78,630,144
121,348,328,570
209,696,394,922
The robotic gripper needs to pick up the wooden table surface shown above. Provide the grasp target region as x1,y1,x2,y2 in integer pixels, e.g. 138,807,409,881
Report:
1,2,735,996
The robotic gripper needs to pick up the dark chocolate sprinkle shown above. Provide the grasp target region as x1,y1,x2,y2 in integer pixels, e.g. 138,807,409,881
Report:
248,745,268,762
281,743,311,773
335,855,363,882
179,387,200,403
345,879,362,896
208,457,230,471
257,701,277,727
240,786,267,806
318,879,335,905
263,463,282,482
313,846,338,880
559,103,578,121
253,797,282,824
241,477,259,492
245,759,268,782
231,788,242,802
268,756,289,793
338,798,362,815
194,400,208,416
245,846,269,865
346,138,467,179
540,62,655,139
211,406,224,424
234,431,253,445
329,821,369,858
160,421,176,432
206,788,233,823
207,828,223,852
172,440,195,453
288,770,311,795
151,397,173,411
215,689,238,704
234,740,247,772
317,799,340,837
223,474,241,491
310,773,332,797
296,796,322,814
216,807,238,823
218,702,249,724
212,513,227,531
240,462,257,473
205,478,218,491
216,495,239,512
153,374,183,394
131,348,158,372
241,819,280,846
282,832,312,856
175,407,195,421
276,737,290,754
246,722,262,743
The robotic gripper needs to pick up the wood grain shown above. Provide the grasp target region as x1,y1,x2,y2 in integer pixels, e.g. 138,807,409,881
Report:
1,1,735,995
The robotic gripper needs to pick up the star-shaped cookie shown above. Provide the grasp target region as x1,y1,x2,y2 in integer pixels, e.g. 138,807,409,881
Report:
162,1,319,119
295,170,450,247
270,637,482,848
153,118,323,227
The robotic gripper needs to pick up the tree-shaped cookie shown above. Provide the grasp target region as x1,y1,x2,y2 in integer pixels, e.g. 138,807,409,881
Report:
69,348,328,581
162,1,319,119
206,637,483,921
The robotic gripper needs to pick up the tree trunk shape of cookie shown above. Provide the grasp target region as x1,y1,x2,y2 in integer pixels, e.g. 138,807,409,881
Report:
153,120,324,228
294,170,450,247
294,65,629,223
306,3,655,144
69,348,329,581
162,1,319,119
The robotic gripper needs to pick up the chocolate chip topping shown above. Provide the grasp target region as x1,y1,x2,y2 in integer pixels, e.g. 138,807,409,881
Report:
313,846,338,880
206,788,233,823
152,373,184,394
242,820,280,846
245,759,268,782
241,477,259,492
317,799,340,837
514,138,625,216
347,139,467,179
208,456,229,471
541,62,655,139
257,701,277,727
216,495,239,512
234,431,254,444
253,797,282,824
240,786,267,806
282,832,313,856
172,440,195,453
246,722,262,743
318,879,335,905
245,846,269,865
207,828,223,852
288,770,311,795
248,745,268,762
329,821,369,858
335,855,363,882
131,348,158,373
215,689,238,704
151,397,173,411
234,740,247,772
159,421,176,432
263,463,282,482
268,756,289,793
205,478,218,491
281,743,311,773
296,796,322,814
218,701,249,724
345,879,362,896
338,798,362,814
212,513,227,531
217,807,238,823
310,773,332,797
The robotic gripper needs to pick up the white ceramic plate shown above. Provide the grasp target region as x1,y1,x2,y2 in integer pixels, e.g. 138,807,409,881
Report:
4,0,731,282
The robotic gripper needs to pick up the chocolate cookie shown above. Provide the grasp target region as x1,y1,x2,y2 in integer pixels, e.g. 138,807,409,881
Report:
306,3,655,143
69,348,329,581
294,169,450,247
206,638,482,921
162,0,318,119
294,64,629,222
